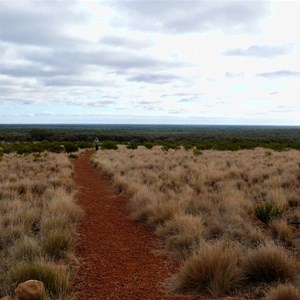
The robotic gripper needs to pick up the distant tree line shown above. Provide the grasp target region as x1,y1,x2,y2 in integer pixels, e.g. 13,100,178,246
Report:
0,125,299,152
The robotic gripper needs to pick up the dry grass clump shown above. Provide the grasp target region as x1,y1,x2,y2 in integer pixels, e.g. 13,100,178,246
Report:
156,213,205,258
5,261,70,299
243,243,299,283
92,146,300,298
0,152,82,299
175,241,243,297
265,284,300,300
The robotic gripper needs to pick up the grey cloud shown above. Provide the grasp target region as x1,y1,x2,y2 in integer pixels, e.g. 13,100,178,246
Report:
0,64,71,78
43,77,114,87
128,73,180,84
257,70,300,79
0,45,181,84
109,0,269,33
24,48,180,73
99,35,153,49
269,92,278,96
138,100,159,105
135,100,162,111
223,44,294,58
0,2,85,46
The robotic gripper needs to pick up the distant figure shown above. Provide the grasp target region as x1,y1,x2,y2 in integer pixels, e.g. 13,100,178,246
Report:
94,138,100,151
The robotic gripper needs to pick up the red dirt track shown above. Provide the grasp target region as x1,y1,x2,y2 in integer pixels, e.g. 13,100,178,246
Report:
73,150,200,299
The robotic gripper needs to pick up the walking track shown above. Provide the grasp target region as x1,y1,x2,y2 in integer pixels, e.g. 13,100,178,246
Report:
72,150,201,299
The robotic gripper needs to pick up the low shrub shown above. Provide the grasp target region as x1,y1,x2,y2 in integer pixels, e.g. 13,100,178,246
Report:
183,143,193,151
68,153,78,159
143,141,154,149
193,148,203,156
161,142,179,151
63,143,78,153
48,144,64,153
101,141,118,150
255,203,283,224
127,142,139,149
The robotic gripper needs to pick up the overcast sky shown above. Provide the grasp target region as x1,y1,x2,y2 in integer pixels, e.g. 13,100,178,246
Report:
0,0,299,125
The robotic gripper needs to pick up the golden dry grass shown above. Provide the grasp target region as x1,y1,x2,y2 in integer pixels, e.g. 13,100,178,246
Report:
265,284,300,300
92,146,300,298
0,152,83,299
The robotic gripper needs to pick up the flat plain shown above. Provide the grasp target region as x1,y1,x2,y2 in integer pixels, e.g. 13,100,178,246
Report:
92,146,300,299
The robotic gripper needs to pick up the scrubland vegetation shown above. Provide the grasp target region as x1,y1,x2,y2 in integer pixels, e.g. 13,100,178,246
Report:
92,146,300,299
0,152,83,299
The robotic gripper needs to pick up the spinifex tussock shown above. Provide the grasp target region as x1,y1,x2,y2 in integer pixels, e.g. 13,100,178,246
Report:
92,147,300,298
0,153,83,299
174,241,244,297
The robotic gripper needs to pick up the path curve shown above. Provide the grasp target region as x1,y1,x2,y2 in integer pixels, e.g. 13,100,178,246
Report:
72,150,199,299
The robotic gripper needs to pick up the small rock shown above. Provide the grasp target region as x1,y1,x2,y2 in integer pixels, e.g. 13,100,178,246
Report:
15,280,46,300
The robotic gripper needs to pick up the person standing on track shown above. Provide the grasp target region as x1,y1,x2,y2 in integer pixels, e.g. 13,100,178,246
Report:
94,138,100,151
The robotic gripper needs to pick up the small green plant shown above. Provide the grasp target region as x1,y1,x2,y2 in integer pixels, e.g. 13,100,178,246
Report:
183,143,193,151
68,153,78,159
101,141,118,150
193,148,203,156
265,151,272,157
255,203,283,224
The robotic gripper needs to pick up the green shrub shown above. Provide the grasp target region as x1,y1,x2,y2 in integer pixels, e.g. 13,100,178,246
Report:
101,141,118,150
48,144,64,153
63,143,78,153
143,141,154,149
77,142,93,149
68,153,78,159
127,142,139,149
162,142,179,151
255,203,283,224
183,143,193,151
16,145,31,155
193,148,203,156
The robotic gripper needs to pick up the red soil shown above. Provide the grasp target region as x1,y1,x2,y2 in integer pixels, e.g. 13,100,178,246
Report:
72,150,201,299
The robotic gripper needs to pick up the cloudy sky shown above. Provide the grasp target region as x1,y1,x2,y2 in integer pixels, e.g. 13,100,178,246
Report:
0,0,299,125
